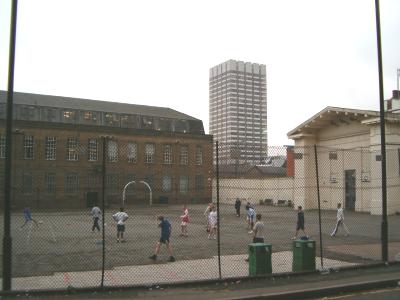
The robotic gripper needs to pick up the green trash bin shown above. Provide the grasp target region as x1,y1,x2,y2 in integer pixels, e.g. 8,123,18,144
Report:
292,239,316,272
248,243,272,276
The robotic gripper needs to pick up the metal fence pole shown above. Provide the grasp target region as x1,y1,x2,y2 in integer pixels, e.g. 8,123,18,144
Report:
3,0,19,291
314,145,324,268
374,0,388,262
216,141,222,280
101,136,107,288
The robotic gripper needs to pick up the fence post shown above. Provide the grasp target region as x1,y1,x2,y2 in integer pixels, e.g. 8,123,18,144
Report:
101,136,107,288
216,141,222,280
314,145,324,269
2,0,19,292
374,0,388,262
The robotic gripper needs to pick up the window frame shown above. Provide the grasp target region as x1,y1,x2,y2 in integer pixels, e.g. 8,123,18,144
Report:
145,143,155,164
163,144,173,164
179,175,189,194
88,138,98,162
45,136,57,160
23,135,34,160
65,173,79,194
127,142,138,163
180,145,189,165
107,139,118,162
66,137,79,161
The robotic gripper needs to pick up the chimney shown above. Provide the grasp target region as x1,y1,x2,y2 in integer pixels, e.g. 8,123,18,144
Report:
286,146,295,177
393,90,400,100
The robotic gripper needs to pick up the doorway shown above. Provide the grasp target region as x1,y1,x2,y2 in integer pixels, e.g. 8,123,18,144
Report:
86,191,98,208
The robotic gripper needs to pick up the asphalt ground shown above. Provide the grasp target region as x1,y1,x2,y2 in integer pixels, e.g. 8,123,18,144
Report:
1,204,399,287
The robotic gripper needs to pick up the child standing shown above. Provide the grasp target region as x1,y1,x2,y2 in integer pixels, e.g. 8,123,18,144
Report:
246,205,256,234
180,204,189,237
234,198,241,217
208,206,218,240
113,207,129,243
204,203,214,233
245,214,264,262
292,206,308,240
90,205,101,232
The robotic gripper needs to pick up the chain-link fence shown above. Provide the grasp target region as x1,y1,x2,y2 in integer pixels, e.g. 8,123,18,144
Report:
0,139,399,291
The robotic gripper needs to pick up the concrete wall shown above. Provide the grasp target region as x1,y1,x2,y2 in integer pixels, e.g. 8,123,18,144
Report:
212,177,294,205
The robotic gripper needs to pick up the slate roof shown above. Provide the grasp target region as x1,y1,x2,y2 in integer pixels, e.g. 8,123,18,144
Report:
0,90,199,121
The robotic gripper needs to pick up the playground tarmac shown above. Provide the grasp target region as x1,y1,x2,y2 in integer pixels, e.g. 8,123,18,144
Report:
2,204,399,290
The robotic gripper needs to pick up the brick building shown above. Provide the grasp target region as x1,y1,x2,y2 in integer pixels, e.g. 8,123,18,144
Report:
0,91,213,209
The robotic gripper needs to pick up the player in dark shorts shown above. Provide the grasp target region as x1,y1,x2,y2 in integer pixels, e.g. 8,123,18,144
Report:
292,206,308,240
149,216,175,262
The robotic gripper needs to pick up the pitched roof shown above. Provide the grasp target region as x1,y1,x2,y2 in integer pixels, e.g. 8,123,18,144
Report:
0,90,199,121
287,106,385,139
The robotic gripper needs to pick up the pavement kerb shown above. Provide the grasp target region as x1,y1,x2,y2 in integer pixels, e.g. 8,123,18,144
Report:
225,278,400,300
0,262,399,298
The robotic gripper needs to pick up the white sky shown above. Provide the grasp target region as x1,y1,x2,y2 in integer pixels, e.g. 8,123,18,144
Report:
0,0,399,146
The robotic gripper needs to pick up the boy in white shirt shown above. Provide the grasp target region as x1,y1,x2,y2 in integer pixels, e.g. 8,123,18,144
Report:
331,203,350,237
113,207,129,242
208,206,218,240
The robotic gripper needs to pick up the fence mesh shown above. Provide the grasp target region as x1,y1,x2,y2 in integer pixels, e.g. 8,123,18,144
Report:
0,139,399,291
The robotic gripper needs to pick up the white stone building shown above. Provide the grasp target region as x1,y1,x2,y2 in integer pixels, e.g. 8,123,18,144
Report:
287,106,400,215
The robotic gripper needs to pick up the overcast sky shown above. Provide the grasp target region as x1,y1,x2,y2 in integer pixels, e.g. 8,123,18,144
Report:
0,0,399,146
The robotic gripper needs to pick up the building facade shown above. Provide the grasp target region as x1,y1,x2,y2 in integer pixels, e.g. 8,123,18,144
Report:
0,91,213,209
209,60,267,165
287,106,400,215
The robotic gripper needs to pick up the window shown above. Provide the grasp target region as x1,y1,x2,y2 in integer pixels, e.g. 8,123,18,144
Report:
83,111,97,122
162,175,172,192
65,173,79,193
66,137,79,161
142,116,154,129
125,174,135,194
45,137,57,160
180,145,188,165
45,173,56,194
157,118,172,131
145,143,155,163
195,175,204,191
23,136,34,159
163,144,172,164
121,115,139,128
106,174,119,194
87,174,98,188
88,138,98,161
105,113,120,127
127,142,137,163
41,108,57,122
20,106,36,120
195,146,203,165
329,151,338,160
0,135,5,158
107,140,118,162
63,110,76,123
174,120,188,133
22,173,33,194
179,175,188,194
